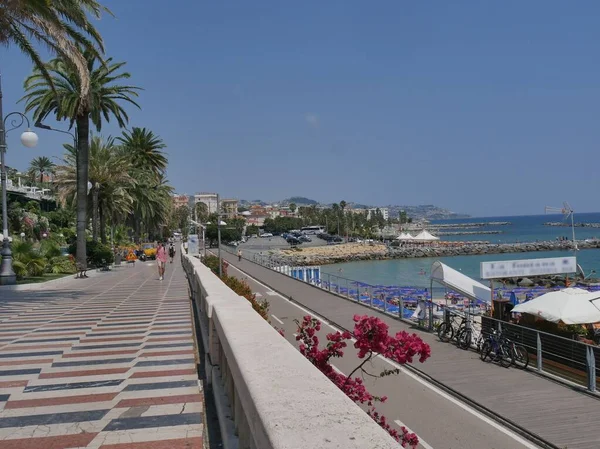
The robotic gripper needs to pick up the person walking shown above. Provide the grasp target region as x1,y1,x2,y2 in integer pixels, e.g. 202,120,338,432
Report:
168,243,176,263
156,242,167,280
237,248,242,262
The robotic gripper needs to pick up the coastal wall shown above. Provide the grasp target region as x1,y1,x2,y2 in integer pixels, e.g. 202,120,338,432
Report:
273,240,600,266
180,249,399,449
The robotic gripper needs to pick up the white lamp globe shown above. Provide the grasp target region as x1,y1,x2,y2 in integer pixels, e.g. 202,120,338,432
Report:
87,181,92,194
42,233,48,238
20,129,38,148
219,220,227,226
20,232,25,238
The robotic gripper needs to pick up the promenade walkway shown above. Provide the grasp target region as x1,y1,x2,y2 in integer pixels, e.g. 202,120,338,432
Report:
0,257,203,449
218,249,600,449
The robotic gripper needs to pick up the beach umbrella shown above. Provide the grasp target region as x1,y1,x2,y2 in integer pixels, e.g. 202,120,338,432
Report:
511,288,600,324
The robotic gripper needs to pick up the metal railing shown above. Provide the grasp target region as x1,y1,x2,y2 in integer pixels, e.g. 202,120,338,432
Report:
226,246,442,330
233,246,600,394
434,311,600,393
479,315,599,392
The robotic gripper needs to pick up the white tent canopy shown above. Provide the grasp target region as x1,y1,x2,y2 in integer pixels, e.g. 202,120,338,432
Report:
396,232,414,240
511,288,600,325
430,261,491,304
414,230,439,241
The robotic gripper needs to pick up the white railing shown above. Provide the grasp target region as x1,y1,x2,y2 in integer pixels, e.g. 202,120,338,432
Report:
181,248,399,449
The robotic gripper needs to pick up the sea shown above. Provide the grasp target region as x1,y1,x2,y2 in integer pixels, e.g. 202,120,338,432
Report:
321,213,600,288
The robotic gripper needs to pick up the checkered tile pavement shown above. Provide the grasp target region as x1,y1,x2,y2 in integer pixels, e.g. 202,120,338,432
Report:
0,257,202,449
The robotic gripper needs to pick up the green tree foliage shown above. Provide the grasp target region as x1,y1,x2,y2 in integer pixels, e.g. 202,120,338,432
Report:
0,0,108,96
28,156,55,183
22,48,141,268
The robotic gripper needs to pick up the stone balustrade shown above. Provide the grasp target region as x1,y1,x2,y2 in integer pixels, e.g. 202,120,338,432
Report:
181,248,399,449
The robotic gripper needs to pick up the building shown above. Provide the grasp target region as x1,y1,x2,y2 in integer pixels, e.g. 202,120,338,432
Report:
221,199,239,218
192,193,219,214
366,208,389,221
172,194,189,209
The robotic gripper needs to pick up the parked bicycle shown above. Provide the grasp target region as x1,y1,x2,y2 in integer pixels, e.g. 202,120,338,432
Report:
456,321,485,352
501,332,529,369
438,313,467,344
480,329,514,368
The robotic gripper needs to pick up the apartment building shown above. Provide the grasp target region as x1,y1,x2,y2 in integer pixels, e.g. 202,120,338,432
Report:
172,194,189,209
221,199,239,218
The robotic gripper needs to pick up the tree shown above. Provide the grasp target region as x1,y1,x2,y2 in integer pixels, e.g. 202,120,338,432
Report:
194,202,209,223
289,202,297,214
117,127,167,176
0,0,108,97
22,49,141,268
29,156,55,184
55,136,133,243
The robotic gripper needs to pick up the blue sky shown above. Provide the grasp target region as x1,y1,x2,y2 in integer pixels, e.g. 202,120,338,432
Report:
2,1,599,217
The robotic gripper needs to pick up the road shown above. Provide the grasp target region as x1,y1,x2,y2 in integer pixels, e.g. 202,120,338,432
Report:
212,249,543,449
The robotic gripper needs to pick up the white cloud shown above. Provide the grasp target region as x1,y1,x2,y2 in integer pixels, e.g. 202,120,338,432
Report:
305,113,319,128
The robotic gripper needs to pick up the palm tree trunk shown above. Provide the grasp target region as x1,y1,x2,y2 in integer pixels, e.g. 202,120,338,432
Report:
99,205,106,244
92,185,99,242
75,116,89,270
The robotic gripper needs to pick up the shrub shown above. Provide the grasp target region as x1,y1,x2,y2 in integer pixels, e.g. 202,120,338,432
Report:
202,255,269,321
296,315,431,447
68,240,114,267
10,241,47,279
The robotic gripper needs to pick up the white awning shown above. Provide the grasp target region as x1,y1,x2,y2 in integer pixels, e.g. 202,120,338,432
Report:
430,261,491,303
414,230,439,241
511,288,600,324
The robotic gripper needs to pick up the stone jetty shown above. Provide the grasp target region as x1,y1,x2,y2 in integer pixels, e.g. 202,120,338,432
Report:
273,240,600,266
436,230,502,236
544,222,600,228
425,221,511,229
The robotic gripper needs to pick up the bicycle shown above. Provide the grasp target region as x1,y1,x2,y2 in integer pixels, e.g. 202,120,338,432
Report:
501,333,529,369
438,314,467,343
456,321,484,351
480,329,514,368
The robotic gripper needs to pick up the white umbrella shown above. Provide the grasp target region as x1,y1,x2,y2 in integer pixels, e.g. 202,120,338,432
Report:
511,287,600,325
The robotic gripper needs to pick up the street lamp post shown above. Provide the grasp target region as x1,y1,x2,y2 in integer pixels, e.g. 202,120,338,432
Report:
0,75,39,285
217,194,222,277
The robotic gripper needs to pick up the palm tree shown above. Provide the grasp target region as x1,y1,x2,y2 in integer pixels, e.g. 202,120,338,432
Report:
0,0,109,97
117,127,167,176
195,202,209,223
29,156,55,184
22,50,141,268
55,135,133,244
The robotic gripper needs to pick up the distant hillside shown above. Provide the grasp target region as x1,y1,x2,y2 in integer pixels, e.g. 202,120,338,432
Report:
387,205,470,221
282,196,318,205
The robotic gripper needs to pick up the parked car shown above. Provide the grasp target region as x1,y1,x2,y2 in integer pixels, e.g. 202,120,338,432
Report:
286,236,302,245
261,233,273,238
299,235,312,242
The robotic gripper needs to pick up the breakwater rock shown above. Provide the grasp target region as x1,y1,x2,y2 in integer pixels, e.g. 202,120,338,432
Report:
544,222,600,228
273,240,600,266
425,221,511,229
436,231,502,236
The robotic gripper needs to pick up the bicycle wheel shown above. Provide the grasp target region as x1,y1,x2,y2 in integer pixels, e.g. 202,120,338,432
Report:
499,343,514,368
457,329,472,350
438,322,454,342
480,340,491,362
512,344,529,369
